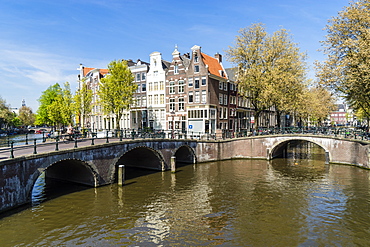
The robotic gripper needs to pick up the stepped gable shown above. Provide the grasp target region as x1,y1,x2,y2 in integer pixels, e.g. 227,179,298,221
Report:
201,52,227,79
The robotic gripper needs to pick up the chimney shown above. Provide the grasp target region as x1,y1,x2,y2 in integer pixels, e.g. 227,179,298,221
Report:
215,53,222,63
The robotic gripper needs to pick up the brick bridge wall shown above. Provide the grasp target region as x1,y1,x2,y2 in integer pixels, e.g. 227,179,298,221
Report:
1,135,369,213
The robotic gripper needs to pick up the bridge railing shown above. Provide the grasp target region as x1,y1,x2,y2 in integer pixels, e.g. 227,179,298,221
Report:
1,126,369,159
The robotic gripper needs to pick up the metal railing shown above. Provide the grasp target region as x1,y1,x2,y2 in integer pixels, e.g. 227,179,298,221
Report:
1,126,369,159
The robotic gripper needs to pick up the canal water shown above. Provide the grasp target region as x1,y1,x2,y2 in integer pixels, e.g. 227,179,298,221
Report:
1,141,370,246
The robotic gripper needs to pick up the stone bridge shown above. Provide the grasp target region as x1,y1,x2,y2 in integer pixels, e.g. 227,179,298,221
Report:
1,134,370,213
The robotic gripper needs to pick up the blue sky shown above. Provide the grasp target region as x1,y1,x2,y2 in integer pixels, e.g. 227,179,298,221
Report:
0,0,350,111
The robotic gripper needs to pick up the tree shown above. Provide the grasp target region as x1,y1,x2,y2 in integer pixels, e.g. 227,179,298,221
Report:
296,86,336,126
98,60,136,130
18,106,35,127
74,78,93,129
226,23,308,129
36,82,74,128
316,0,370,120
0,96,13,128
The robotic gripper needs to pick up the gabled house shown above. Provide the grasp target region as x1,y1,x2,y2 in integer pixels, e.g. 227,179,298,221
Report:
146,52,170,130
165,46,190,132
185,45,228,134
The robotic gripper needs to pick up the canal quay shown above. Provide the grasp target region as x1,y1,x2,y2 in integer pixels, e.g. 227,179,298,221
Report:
1,129,370,246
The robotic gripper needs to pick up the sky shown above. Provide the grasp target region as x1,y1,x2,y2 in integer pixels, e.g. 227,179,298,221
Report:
0,0,351,111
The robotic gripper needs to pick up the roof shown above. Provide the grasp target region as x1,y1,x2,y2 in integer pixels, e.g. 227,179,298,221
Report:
225,68,237,81
201,53,227,79
83,67,109,77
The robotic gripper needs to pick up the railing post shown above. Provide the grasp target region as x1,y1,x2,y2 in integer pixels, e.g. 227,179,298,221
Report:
9,142,14,158
25,133,28,145
55,136,59,151
33,139,37,154
120,129,123,141
42,131,46,142
106,131,109,143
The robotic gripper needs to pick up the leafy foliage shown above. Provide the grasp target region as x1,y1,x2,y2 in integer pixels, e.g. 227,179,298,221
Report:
98,60,136,130
36,82,73,127
316,0,370,119
226,23,308,128
73,78,93,128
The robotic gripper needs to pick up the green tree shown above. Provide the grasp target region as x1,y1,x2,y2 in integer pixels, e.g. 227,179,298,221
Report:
74,78,93,129
316,0,370,120
36,82,74,128
98,60,136,130
226,23,308,129
18,106,35,127
0,96,13,128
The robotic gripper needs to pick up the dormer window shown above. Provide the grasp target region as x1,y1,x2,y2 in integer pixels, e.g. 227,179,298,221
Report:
219,70,224,77
194,54,199,63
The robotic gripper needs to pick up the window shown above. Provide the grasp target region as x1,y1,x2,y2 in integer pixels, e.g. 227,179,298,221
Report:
194,65,199,72
188,78,193,87
161,109,165,120
170,98,175,111
219,81,223,90
142,96,146,107
148,82,153,91
154,94,158,104
179,98,185,111
194,78,200,89
224,95,228,105
136,84,141,93
154,82,158,91
202,76,206,86
224,82,227,91
154,71,158,76
169,81,175,94
195,91,200,103
148,95,153,105
189,92,193,103
194,54,199,62
202,90,206,103
178,80,184,93
160,94,164,104
224,108,227,119
137,97,141,107
141,73,146,80
219,93,223,105
142,83,146,92
159,81,164,90
174,63,178,74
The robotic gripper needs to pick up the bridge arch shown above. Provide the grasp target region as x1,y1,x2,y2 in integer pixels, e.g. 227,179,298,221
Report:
269,137,330,163
28,158,98,203
174,145,196,165
116,146,166,171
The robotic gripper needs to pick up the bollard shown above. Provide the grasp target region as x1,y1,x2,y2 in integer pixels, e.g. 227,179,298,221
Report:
171,156,176,173
74,138,78,148
91,136,95,145
25,133,28,145
9,142,14,158
33,139,37,154
120,130,123,141
106,131,109,143
118,165,125,186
